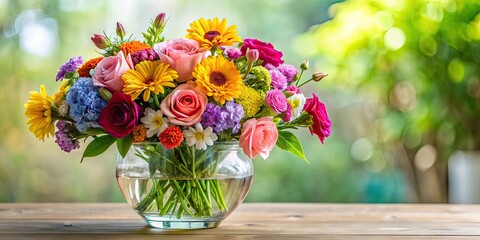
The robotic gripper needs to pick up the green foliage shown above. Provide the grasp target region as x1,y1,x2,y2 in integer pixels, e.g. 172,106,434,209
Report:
81,135,116,162
276,130,308,162
116,135,133,159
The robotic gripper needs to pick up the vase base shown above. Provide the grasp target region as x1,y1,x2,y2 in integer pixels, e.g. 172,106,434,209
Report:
143,214,222,229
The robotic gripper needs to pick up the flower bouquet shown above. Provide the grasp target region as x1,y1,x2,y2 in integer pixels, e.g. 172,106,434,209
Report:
24,13,331,229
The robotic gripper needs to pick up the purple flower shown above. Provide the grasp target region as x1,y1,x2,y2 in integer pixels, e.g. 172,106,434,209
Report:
131,49,159,66
55,121,80,152
201,102,245,134
226,48,242,59
56,56,83,81
265,89,288,114
264,63,276,71
269,69,287,90
277,64,298,82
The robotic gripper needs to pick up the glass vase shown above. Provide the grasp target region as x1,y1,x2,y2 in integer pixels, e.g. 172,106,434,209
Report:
116,141,253,229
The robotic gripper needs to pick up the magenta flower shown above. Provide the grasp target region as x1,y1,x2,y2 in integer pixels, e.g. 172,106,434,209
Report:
269,69,287,90
241,38,284,67
303,93,332,143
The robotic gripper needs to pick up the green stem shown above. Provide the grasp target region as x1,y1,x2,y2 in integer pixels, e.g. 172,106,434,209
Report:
297,78,314,87
295,69,305,86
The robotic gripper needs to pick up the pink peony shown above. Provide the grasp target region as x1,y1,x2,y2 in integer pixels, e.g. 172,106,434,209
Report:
98,92,142,138
265,89,288,114
92,51,133,92
153,38,206,82
239,117,278,160
160,83,207,126
241,38,284,67
303,93,332,143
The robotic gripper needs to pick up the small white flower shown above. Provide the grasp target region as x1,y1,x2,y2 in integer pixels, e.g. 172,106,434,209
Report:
183,123,218,150
140,108,169,138
288,93,306,121
58,100,69,116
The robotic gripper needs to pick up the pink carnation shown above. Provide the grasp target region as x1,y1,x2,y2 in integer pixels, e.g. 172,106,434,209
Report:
265,89,288,114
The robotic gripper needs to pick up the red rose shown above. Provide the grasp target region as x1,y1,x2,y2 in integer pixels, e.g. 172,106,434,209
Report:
99,92,142,138
240,38,284,67
303,93,331,143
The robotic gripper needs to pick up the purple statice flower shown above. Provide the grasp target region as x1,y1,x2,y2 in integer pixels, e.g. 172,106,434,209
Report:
131,48,159,66
201,102,245,134
269,69,287,90
55,120,80,152
226,48,242,59
277,64,298,82
56,56,83,81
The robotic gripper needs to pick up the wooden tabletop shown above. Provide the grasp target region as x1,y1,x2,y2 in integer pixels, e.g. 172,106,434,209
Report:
1,203,480,239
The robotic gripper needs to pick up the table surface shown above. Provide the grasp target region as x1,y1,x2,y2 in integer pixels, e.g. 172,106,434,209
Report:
1,203,480,239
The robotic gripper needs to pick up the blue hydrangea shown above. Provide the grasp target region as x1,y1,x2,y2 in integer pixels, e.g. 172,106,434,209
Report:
66,78,107,132
201,102,245,134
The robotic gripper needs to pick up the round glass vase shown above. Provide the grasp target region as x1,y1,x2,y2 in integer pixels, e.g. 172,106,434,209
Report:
116,141,253,229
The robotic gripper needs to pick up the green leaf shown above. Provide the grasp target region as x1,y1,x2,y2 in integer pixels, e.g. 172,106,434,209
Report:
117,134,134,158
276,130,308,163
81,134,116,162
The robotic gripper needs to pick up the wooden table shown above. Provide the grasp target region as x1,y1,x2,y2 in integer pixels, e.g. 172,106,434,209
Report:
1,203,480,239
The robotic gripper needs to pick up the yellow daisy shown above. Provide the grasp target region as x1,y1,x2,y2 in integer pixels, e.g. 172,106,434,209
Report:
186,18,241,50
193,55,243,104
24,85,55,141
122,60,178,101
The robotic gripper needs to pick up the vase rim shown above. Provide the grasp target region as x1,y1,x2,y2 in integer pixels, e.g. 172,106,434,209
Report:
132,140,240,146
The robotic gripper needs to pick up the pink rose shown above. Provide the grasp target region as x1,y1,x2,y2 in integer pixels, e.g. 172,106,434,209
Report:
160,83,207,126
240,38,284,67
303,93,332,143
98,92,142,138
92,51,133,92
239,117,278,160
153,38,206,82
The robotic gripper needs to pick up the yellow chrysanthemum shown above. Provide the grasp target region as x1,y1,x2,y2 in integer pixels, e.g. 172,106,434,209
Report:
24,85,55,141
236,85,263,118
122,60,178,101
53,81,70,106
193,55,243,105
186,18,241,50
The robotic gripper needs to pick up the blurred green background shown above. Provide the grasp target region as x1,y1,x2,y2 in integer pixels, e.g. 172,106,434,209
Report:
1,0,479,203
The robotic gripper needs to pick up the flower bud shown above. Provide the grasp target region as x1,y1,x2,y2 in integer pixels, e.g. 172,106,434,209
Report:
116,22,126,38
312,72,328,82
246,48,259,63
99,87,112,101
153,13,166,29
91,34,108,49
300,60,309,70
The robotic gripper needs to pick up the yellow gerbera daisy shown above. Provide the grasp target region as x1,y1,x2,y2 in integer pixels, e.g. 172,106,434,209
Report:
24,85,55,141
193,55,242,104
186,18,241,50
122,60,178,101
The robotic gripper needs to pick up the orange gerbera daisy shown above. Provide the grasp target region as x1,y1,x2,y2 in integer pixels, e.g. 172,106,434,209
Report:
78,57,103,78
186,18,241,50
120,41,151,56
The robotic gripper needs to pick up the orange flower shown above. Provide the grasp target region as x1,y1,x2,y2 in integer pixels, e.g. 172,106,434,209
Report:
120,41,151,56
158,126,184,149
78,57,103,77
133,125,147,142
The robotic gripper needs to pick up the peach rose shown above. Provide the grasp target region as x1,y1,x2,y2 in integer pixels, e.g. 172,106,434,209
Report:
160,83,207,126
239,117,278,160
92,51,133,92
153,38,206,82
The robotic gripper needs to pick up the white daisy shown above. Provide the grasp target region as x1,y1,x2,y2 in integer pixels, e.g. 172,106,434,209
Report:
288,93,306,121
140,108,169,138
183,123,218,150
